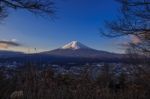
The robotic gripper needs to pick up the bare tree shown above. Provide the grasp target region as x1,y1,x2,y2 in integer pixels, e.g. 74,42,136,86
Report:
102,0,150,54
101,0,150,92
0,0,55,20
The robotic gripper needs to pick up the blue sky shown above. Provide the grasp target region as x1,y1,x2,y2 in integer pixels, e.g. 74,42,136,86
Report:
0,0,128,53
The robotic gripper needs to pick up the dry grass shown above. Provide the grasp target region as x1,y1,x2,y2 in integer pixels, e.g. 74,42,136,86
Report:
0,64,150,99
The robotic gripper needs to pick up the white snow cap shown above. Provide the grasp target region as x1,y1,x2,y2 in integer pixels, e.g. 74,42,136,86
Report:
61,41,89,50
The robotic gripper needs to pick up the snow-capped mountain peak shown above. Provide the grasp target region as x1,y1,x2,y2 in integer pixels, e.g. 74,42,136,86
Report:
61,41,89,50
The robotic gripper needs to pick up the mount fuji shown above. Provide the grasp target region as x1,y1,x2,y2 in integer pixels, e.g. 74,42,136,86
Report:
41,41,122,59
0,41,124,63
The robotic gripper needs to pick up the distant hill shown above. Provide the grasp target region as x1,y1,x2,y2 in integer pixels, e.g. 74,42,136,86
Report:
0,50,25,58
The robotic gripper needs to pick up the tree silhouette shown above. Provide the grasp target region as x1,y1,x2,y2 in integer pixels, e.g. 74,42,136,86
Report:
0,0,54,20
102,0,150,54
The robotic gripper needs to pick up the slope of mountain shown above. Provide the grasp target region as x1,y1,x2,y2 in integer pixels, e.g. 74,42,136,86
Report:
0,41,124,63
41,41,122,59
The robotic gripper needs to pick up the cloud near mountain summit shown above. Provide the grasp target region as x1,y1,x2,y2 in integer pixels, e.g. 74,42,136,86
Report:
0,39,21,48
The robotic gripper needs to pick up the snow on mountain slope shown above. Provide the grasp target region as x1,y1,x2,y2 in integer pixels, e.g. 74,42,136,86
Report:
61,41,90,50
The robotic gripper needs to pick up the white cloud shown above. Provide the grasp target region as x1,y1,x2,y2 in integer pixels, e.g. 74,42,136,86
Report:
11,39,17,42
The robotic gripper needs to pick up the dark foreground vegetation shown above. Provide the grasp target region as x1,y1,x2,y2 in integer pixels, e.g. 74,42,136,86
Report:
0,62,150,99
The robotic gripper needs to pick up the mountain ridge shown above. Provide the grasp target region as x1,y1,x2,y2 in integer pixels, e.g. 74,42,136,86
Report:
41,41,123,59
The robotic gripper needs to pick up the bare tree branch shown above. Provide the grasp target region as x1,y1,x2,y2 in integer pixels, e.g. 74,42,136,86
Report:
0,0,55,20
102,0,150,53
